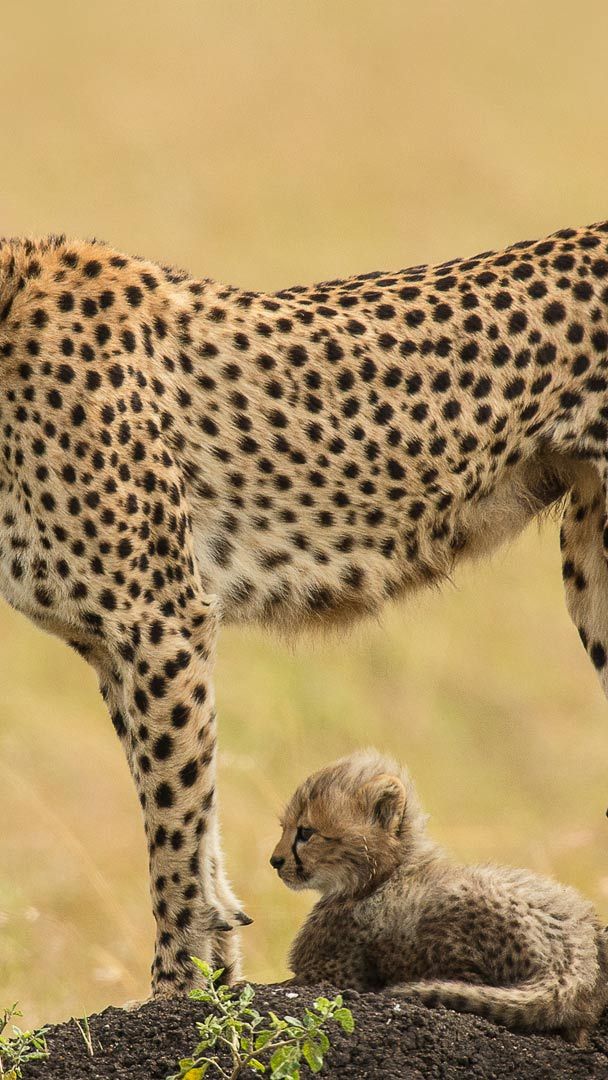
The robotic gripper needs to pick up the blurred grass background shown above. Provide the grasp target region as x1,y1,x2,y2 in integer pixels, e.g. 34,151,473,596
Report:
1,0,608,1028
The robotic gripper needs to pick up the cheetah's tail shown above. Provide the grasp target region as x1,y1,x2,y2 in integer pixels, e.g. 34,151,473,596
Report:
389,957,608,1041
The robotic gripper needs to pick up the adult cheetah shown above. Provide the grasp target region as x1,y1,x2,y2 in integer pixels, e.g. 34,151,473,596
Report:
0,220,606,996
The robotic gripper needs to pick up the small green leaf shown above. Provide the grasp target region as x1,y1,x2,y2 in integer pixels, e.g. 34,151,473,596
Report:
334,1008,355,1034
270,1045,290,1070
183,1067,208,1080
270,1043,300,1078
196,1030,218,1049
317,1030,330,1054
239,984,255,1006
254,1029,275,1050
312,997,331,1017
282,1015,304,1028
190,957,213,979
249,1058,266,1073
302,1039,324,1073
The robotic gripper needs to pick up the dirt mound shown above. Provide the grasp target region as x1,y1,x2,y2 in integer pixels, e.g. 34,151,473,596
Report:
22,983,608,1080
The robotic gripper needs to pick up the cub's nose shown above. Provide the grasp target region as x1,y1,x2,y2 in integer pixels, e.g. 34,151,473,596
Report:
270,854,285,870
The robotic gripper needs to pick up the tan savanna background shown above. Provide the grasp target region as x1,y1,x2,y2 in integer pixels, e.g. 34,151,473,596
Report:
1,0,608,1029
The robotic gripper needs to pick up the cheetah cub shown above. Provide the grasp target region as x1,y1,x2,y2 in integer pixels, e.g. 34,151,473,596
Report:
270,750,608,1042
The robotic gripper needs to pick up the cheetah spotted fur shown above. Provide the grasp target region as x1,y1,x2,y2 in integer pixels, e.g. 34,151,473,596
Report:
0,219,607,995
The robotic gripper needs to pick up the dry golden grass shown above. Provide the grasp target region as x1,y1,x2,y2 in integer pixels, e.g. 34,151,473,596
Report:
1,0,608,1029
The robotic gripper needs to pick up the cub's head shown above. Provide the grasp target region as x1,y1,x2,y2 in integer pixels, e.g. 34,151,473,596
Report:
270,749,429,900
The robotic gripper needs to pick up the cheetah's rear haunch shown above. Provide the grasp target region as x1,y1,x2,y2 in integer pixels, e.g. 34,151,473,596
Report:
272,750,608,1041
1,220,608,993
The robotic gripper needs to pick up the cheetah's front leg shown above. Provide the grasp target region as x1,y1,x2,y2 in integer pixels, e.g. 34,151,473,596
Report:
105,596,243,995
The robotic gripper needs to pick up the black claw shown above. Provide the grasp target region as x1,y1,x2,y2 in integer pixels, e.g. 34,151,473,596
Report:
235,910,254,926
203,906,236,932
214,920,234,932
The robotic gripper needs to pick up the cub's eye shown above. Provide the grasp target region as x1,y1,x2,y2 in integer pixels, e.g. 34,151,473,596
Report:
296,826,315,843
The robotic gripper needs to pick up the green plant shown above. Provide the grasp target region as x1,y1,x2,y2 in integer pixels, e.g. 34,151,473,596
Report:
0,1005,49,1079
168,959,355,1080
73,1012,96,1056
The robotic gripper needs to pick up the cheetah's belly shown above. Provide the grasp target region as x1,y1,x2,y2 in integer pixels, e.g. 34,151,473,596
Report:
188,447,569,633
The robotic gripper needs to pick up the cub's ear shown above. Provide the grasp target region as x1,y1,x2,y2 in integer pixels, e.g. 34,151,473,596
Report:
362,774,406,833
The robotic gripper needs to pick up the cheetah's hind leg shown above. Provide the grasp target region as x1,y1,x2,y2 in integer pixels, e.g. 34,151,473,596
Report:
560,465,608,708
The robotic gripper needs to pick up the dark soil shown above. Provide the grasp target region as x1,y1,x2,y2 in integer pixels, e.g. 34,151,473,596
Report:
22,984,608,1080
